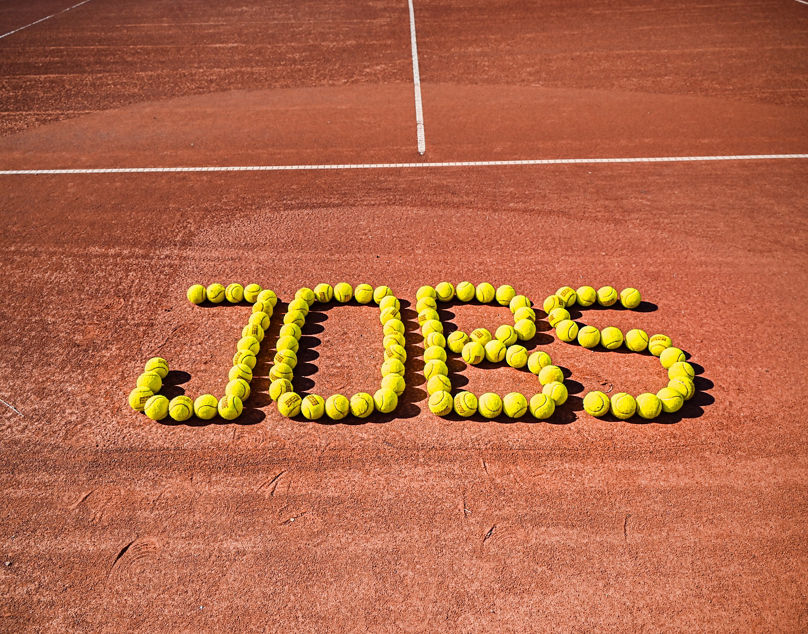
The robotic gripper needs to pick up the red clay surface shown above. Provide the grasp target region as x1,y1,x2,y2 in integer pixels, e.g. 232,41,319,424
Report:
1,0,807,631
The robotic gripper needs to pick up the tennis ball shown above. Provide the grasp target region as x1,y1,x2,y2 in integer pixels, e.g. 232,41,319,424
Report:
416,285,437,300
187,284,206,304
648,334,672,357
269,362,294,382
529,393,555,420
610,392,636,420
475,282,496,303
276,335,299,353
428,390,453,416
274,349,297,369
218,395,243,420
636,393,662,419
423,345,446,363
556,319,579,342
384,332,406,349
418,308,439,325
513,306,536,323
144,357,169,378
374,388,398,413
556,286,577,307
470,328,492,346
583,391,610,417
542,381,568,405
600,327,624,350
232,350,257,370
237,336,261,355
421,319,442,337
435,282,455,302
423,359,448,380
668,361,695,381
416,296,437,312
354,284,374,304
128,386,153,411
527,351,552,375
514,319,536,341
495,325,517,346
503,392,528,418
256,289,278,307
301,395,325,420
373,285,393,304
313,283,333,303
226,378,250,401
668,377,695,401
168,395,193,422
144,394,169,421
286,297,308,314
241,323,264,342
295,287,315,305
447,331,469,353
325,394,350,420
577,325,600,348
277,391,302,417
659,347,686,369
625,329,649,352
509,295,531,313
243,283,262,303
283,310,306,328
547,307,570,328
193,394,218,420
385,343,408,363
206,283,225,304
381,358,406,376
539,365,564,385
379,296,400,313
596,286,618,306
225,283,244,303
385,319,406,336
334,282,353,303
542,295,564,314
620,288,641,309
229,362,253,383
425,332,446,348
496,285,516,306
136,371,162,393
484,339,506,363
252,300,274,317
478,393,503,419
657,387,684,413
379,307,400,324
505,344,528,368
269,378,293,401
575,286,597,307
381,373,406,395
462,341,485,365
249,311,270,331
454,391,478,417
455,281,476,302
350,392,375,418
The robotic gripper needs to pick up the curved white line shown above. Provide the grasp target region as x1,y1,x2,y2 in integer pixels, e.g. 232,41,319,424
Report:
0,0,93,41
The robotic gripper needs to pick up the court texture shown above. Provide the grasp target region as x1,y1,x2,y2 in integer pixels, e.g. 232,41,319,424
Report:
1,0,807,630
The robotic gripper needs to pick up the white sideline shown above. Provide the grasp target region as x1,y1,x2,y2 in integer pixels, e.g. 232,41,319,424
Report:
0,154,806,175
0,0,93,41
407,0,426,155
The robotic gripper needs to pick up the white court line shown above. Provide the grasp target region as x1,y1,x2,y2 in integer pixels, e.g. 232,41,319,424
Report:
407,0,426,155
0,154,806,175
0,0,93,41
795,0,808,5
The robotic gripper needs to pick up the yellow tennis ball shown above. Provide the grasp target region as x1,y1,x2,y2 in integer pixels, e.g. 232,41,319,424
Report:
225,283,244,303
301,395,325,420
373,388,398,414
668,377,695,401
668,361,695,381
325,394,350,420
274,349,297,369
583,391,610,417
514,319,536,341
226,378,250,401
187,284,206,304
435,282,455,302
256,289,278,307
575,285,597,307
416,296,437,312
269,362,294,382
313,283,333,303
243,283,262,303
418,308,439,325
206,283,225,304
470,328,492,345
136,371,162,393
295,287,315,305
450,281,471,302
354,283,374,304
503,392,528,418
232,350,257,370
283,310,306,328
248,312,270,332
423,345,446,363
547,307,570,328
384,319,406,336
416,285,437,300
577,325,600,348
509,295,531,313
277,391,302,417
542,295,564,314
505,345,528,368
620,288,641,309
659,346,686,369
334,282,353,303
484,340,506,363
636,393,662,419
144,394,169,421
475,282,496,303
218,395,243,420
420,319,442,337
556,319,579,342
285,298,308,316
542,381,568,405
495,285,516,306
648,334,672,356
252,300,274,317
379,295,400,312
384,333,407,350
380,306,400,324
513,306,536,323
610,392,636,420
193,394,218,420
169,395,194,422
373,285,393,304
625,329,649,352
454,391,478,417
269,378,293,401
428,390,453,416
229,362,253,383
350,392,375,418
596,286,617,306
425,332,446,348
144,357,169,378
381,358,406,377
242,323,264,343
128,386,153,411
381,373,406,395
385,343,408,363
600,327,624,350
478,393,503,419
423,359,448,380
276,326,299,343
447,331,469,353
529,393,555,420
276,335,299,353
657,387,684,413
556,286,577,307
427,374,451,395
495,325,517,346
527,351,552,374
237,336,260,355
462,341,485,365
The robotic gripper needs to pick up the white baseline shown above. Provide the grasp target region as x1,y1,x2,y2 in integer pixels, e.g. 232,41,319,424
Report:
0,0,93,41
407,0,426,155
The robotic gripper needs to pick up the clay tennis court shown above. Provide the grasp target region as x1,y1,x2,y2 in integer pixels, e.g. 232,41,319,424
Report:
1,0,807,629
